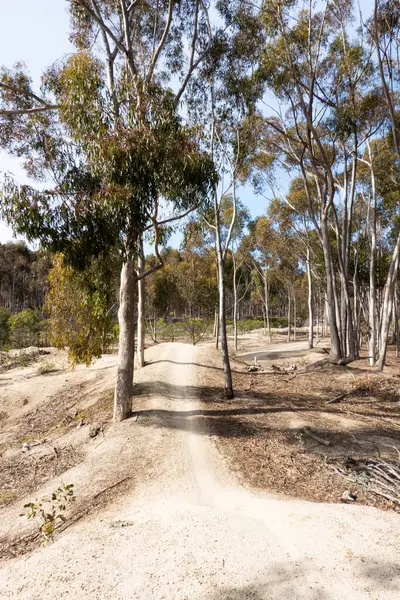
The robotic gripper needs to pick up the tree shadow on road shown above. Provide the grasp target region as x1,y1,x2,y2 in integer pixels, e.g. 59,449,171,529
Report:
132,381,400,463
197,557,400,600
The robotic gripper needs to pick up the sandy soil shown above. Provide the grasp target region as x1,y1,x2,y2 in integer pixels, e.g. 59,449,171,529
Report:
0,341,399,599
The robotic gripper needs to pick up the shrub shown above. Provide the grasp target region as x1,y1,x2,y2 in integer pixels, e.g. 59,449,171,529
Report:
0,307,10,350
21,483,76,542
182,317,211,345
9,309,42,348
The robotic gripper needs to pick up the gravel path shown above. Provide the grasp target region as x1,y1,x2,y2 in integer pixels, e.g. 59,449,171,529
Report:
1,342,399,599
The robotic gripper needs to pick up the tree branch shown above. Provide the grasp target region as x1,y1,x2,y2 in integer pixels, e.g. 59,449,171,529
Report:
146,0,174,85
0,82,56,108
0,105,59,116
174,0,200,107
72,0,138,80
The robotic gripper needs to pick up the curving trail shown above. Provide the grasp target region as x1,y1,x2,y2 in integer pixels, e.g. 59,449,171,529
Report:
0,342,399,600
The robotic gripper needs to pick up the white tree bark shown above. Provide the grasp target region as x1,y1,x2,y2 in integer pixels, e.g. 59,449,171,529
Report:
367,144,378,365
377,231,400,371
137,243,145,368
287,288,291,343
233,256,238,352
307,247,314,349
217,250,233,397
114,259,136,422
263,270,272,342
321,218,342,361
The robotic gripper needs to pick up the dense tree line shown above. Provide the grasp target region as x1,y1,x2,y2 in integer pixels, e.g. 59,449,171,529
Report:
0,242,50,312
0,242,51,350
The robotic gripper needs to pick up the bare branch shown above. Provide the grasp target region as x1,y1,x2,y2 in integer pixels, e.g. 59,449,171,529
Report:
0,105,59,116
0,82,55,108
146,0,174,85
174,0,200,107
71,0,138,80
223,174,237,260
143,204,200,230
137,201,163,280
127,0,140,13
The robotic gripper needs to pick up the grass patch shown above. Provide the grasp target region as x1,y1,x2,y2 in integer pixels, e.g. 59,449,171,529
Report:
37,361,57,375
0,489,17,505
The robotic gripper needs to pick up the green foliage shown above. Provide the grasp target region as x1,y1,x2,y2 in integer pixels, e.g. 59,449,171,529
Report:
0,242,51,312
21,483,76,542
146,317,213,345
9,309,43,348
182,317,212,345
0,307,10,347
37,361,57,375
45,255,117,366
146,318,180,343
0,5,218,270
236,317,287,333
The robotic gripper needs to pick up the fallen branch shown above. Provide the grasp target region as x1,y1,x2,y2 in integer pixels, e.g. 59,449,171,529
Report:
326,391,353,405
302,427,331,446
328,457,400,506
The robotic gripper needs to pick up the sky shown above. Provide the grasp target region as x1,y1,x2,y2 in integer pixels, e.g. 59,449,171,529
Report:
0,1,73,244
0,0,376,247
0,0,265,249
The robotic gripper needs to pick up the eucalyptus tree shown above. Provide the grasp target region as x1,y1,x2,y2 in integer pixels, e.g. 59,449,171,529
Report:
246,216,275,340
372,0,400,369
219,197,250,352
254,0,381,363
268,179,320,348
188,1,265,397
0,0,226,421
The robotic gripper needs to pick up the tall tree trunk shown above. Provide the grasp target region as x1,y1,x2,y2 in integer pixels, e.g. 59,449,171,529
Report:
215,310,219,349
321,218,342,361
217,253,233,397
262,305,267,335
287,289,291,343
396,285,400,359
263,270,272,341
233,256,238,352
214,182,233,398
368,145,377,366
136,241,145,368
307,248,314,349
377,232,400,371
213,308,218,338
353,247,359,356
293,293,297,340
114,259,136,422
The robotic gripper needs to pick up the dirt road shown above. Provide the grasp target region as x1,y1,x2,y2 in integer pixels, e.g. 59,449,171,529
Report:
237,336,329,363
1,342,399,599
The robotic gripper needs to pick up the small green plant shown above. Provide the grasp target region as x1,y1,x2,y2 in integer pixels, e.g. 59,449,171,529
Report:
183,317,211,345
37,361,56,375
16,351,30,367
21,483,76,542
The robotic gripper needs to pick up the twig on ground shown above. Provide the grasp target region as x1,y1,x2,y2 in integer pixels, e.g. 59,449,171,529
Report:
302,427,331,446
328,456,400,506
326,391,354,405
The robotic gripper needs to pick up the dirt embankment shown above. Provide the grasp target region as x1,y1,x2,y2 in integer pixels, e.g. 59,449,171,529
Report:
0,345,173,559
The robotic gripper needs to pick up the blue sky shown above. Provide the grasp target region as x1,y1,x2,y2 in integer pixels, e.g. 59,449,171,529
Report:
0,0,265,248
0,0,375,247
0,1,73,244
